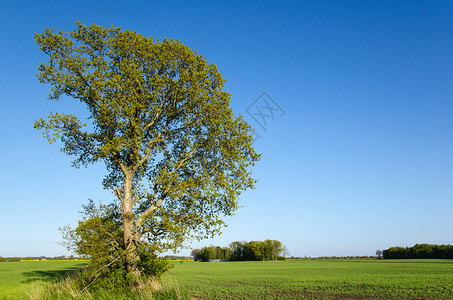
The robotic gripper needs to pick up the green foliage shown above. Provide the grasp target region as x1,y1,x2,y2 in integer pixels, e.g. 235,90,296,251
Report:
0,260,186,299
229,240,286,261
193,247,214,262
0,257,20,262
73,245,172,291
383,244,453,259
35,21,259,278
60,200,123,261
77,256,132,290
139,245,172,278
60,200,127,289
61,200,171,290
192,240,286,262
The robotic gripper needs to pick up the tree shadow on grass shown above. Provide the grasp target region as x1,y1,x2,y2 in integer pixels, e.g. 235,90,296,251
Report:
21,267,81,283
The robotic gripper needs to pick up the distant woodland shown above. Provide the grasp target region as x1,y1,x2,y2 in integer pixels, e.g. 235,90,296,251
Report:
383,244,453,259
192,240,286,261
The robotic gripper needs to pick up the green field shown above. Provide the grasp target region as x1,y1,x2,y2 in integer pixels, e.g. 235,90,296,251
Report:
1,259,453,299
164,259,453,299
0,261,87,299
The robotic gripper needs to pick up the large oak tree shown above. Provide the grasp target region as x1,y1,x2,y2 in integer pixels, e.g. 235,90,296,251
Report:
35,22,259,277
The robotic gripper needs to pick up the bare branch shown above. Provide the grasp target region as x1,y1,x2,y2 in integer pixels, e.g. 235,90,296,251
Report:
114,188,123,203
81,256,121,292
135,199,163,230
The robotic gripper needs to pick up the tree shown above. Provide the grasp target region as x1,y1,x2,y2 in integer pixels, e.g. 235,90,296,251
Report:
194,247,214,262
228,240,286,261
247,241,264,260
60,200,170,289
375,250,382,259
229,241,245,257
60,200,124,265
35,22,259,278
192,245,232,261
191,249,201,259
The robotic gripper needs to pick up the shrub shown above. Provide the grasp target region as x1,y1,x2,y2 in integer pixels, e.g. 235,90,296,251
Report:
61,200,172,291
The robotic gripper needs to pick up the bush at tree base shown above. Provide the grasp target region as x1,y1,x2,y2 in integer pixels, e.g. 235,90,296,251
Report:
61,200,172,290
77,253,171,290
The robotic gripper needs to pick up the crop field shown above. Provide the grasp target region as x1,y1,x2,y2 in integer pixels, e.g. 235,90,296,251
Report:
1,259,453,299
165,259,453,299
0,260,87,299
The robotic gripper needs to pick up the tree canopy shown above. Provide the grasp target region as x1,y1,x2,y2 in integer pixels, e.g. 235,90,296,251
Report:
383,244,453,259
191,240,287,262
35,21,259,279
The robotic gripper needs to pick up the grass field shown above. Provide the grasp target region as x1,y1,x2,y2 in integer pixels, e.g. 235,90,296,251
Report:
165,259,453,299
0,260,87,299
1,259,453,299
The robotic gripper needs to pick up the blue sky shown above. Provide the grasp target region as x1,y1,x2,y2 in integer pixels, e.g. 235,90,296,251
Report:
1,0,452,257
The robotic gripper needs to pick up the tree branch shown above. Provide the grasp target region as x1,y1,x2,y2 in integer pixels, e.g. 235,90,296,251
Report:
143,101,166,132
81,256,121,292
135,143,198,230
114,188,123,203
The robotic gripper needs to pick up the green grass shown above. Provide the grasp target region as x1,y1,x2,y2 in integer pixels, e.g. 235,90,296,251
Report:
0,260,87,299
164,259,453,299
2,259,453,299
0,260,185,300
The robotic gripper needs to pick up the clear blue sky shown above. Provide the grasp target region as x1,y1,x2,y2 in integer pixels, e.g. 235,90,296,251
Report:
1,0,452,257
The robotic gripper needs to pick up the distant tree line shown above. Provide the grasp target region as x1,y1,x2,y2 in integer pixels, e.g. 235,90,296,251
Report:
192,240,287,262
191,246,233,261
288,256,376,260
383,244,453,259
163,255,192,261
0,255,84,262
230,240,286,261
0,257,20,262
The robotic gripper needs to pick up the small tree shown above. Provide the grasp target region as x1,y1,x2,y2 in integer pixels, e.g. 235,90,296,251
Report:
35,22,259,280
191,249,201,260
60,200,170,289
196,247,214,262
375,250,382,259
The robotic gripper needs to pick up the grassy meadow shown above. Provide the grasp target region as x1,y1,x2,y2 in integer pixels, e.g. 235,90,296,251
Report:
165,259,453,299
1,259,453,299
0,260,87,299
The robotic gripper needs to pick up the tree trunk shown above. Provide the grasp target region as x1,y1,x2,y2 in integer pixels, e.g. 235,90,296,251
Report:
122,172,141,278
